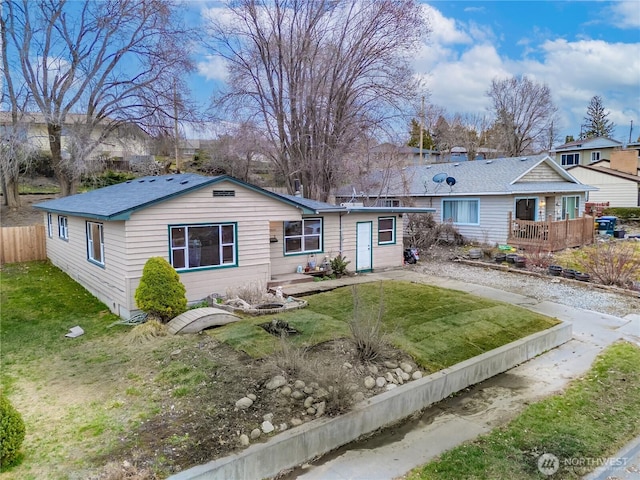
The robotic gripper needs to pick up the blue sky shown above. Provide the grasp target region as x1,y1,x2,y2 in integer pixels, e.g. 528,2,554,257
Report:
190,1,640,145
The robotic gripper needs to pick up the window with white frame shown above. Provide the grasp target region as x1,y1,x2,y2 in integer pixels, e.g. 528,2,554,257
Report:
284,218,322,254
86,222,104,265
170,223,236,270
442,199,479,225
561,153,580,166
47,213,53,237
381,199,400,207
562,196,580,220
378,217,395,244
58,216,68,240
590,151,601,162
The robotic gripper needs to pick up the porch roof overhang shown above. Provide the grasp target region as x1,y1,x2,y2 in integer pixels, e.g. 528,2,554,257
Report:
507,183,598,194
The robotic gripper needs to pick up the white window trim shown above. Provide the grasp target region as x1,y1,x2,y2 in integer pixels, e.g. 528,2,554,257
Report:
284,218,323,255
561,195,580,220
47,213,53,237
561,153,580,166
590,151,601,162
378,216,396,244
442,198,480,226
86,222,105,266
169,223,237,271
58,216,69,240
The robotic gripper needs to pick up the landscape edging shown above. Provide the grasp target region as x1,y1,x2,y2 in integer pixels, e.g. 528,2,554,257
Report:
169,321,572,480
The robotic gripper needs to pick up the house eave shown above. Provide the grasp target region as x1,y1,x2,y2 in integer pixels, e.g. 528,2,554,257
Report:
344,207,436,214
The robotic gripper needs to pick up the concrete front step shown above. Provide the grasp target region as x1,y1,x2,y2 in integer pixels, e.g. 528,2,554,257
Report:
267,273,316,290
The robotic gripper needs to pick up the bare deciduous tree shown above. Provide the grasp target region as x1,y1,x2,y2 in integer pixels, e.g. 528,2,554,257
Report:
487,75,557,157
206,0,429,202
0,4,34,207
1,0,196,196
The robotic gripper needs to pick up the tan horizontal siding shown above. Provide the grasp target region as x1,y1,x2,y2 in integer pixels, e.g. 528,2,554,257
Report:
569,169,638,207
124,182,304,309
519,162,565,182
47,216,129,314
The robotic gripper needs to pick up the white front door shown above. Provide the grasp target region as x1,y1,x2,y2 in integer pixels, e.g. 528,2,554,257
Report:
356,222,372,272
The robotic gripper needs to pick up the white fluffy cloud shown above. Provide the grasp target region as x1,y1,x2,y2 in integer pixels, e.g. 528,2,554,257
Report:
197,55,229,82
417,4,640,143
607,1,640,29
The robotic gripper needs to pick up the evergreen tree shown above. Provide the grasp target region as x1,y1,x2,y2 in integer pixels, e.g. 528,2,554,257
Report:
407,118,434,150
582,96,615,139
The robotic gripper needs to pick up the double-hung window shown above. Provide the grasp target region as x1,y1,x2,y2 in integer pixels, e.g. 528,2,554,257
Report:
284,218,322,254
378,217,395,244
47,213,53,237
561,153,580,166
86,222,104,265
170,223,236,270
58,216,69,240
442,199,479,225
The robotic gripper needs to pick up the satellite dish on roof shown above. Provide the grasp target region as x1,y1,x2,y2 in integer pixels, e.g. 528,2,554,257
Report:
446,176,456,186
432,172,447,183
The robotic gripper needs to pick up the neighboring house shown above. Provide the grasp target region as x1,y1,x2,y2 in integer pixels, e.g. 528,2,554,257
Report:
551,137,623,168
178,138,200,159
335,154,595,246
0,111,151,161
568,156,640,207
369,143,440,166
34,174,433,318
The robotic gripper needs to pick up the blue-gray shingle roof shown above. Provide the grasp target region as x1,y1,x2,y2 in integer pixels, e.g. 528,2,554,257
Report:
336,154,595,198
33,174,337,220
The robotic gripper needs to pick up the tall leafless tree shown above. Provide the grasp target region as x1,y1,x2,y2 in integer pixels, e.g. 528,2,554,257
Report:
206,0,429,201
0,0,34,207
487,75,557,157
1,0,196,196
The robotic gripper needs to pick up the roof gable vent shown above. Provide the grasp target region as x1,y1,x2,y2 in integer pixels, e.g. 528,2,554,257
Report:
213,190,235,197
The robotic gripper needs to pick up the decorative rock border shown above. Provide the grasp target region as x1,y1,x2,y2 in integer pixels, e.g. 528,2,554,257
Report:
213,298,308,316
169,321,572,480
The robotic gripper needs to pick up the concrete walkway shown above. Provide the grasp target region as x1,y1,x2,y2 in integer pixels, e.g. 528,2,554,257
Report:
279,269,640,480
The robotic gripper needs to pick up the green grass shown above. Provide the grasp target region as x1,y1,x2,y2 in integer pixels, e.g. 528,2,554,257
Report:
18,184,60,194
0,262,121,375
211,281,559,371
406,341,640,480
0,263,560,478
0,261,218,478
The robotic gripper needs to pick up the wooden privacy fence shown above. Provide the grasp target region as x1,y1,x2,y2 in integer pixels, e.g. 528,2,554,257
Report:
506,212,595,252
0,225,47,264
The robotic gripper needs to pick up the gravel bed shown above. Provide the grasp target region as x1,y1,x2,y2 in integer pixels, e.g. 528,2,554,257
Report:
417,259,640,319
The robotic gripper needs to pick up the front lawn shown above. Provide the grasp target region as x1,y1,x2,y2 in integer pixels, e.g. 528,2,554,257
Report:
406,341,640,480
213,281,559,372
0,262,559,479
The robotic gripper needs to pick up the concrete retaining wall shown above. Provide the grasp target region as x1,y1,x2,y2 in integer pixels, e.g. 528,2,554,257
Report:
170,321,572,480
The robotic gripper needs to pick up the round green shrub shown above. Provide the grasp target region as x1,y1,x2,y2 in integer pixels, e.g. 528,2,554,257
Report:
0,394,26,468
135,257,187,322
